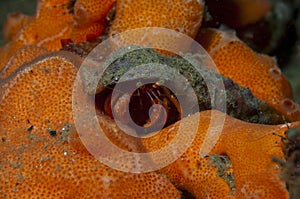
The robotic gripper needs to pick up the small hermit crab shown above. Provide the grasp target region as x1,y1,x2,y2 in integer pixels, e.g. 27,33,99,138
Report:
77,46,288,136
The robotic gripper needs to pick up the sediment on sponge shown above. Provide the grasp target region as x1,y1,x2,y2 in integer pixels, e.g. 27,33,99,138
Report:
78,46,286,125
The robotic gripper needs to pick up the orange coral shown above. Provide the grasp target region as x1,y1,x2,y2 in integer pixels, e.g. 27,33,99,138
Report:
197,28,300,121
0,51,181,198
142,110,300,198
206,0,271,28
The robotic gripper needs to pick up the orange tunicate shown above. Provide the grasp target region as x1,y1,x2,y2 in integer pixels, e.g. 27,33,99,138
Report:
206,0,271,28
109,0,204,52
0,0,74,70
0,51,181,198
0,51,81,141
142,110,300,198
198,28,300,121
70,21,107,43
70,0,114,43
0,45,48,79
0,46,297,198
2,12,34,41
73,0,114,26
280,98,300,121
0,0,115,72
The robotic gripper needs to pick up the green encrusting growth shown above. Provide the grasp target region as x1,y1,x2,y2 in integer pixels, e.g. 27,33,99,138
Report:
82,47,286,125
209,154,235,194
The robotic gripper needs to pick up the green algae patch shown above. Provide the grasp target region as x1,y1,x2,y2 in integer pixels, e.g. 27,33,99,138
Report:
46,123,72,143
209,154,236,195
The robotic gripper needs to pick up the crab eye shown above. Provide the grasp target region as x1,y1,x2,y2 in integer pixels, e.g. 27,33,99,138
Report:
95,82,181,135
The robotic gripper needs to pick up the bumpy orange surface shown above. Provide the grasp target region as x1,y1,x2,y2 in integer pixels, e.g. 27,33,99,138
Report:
206,0,271,28
142,110,300,198
109,0,204,52
110,0,204,37
1,0,299,198
0,0,114,70
2,12,34,41
73,0,114,26
0,0,74,70
0,45,48,79
71,21,107,43
0,51,181,198
198,28,300,121
71,0,114,43
1,48,296,198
